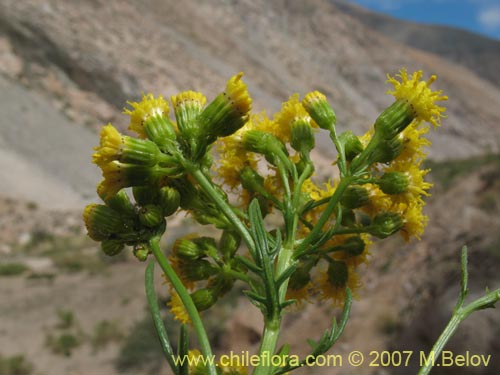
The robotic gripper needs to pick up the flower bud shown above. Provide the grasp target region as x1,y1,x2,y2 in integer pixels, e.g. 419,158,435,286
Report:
174,238,204,260
198,73,252,142
290,120,315,154
99,162,162,200
124,94,177,151
171,91,206,137
159,186,180,216
101,240,124,256
374,100,414,140
93,124,166,168
242,130,288,166
369,212,403,238
341,186,369,209
302,91,336,130
327,260,348,288
133,185,159,206
240,166,265,194
220,231,241,259
339,236,365,257
378,171,409,195
138,204,164,228
192,237,218,258
369,136,403,164
83,204,129,241
190,288,218,311
133,243,151,261
339,131,363,162
183,259,218,282
97,188,136,217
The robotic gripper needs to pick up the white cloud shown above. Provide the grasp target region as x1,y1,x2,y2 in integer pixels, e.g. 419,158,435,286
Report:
478,6,500,30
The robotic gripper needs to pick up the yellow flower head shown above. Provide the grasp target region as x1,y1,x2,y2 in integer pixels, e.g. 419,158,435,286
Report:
273,94,314,143
397,122,431,163
302,90,336,130
92,124,123,166
168,290,191,324
317,261,361,307
399,202,428,241
124,93,170,138
387,69,448,127
225,72,252,115
98,161,157,199
171,90,207,111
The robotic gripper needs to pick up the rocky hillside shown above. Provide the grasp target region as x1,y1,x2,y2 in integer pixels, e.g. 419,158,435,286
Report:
333,0,500,88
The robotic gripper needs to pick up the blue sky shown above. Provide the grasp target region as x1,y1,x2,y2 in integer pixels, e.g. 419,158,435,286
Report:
349,0,500,39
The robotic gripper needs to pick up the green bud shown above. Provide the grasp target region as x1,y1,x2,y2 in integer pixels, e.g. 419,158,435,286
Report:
341,186,370,209
339,236,365,257
99,189,136,217
143,115,177,152
133,186,159,206
174,238,204,260
159,186,180,216
370,136,403,164
171,91,206,138
302,91,336,130
83,204,129,241
133,243,151,261
378,172,409,195
243,130,288,166
198,73,251,142
220,231,241,259
240,166,265,194
192,237,218,258
291,121,315,154
120,137,164,166
369,212,404,238
190,288,218,311
138,204,164,228
183,259,218,282
339,131,363,162
374,100,414,140
327,260,348,288
101,240,124,256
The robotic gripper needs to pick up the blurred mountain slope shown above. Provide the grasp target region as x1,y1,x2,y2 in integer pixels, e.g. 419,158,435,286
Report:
333,0,500,88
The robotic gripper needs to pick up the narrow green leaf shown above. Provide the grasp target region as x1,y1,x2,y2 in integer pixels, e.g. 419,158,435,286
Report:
145,261,179,375
178,324,189,375
235,255,262,273
275,264,297,287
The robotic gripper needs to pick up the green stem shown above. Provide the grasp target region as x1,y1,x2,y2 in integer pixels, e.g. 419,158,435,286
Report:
349,132,381,173
223,268,252,283
145,261,179,374
329,128,347,177
295,176,353,257
190,168,255,250
253,163,313,375
149,239,217,375
416,294,500,375
418,248,500,375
